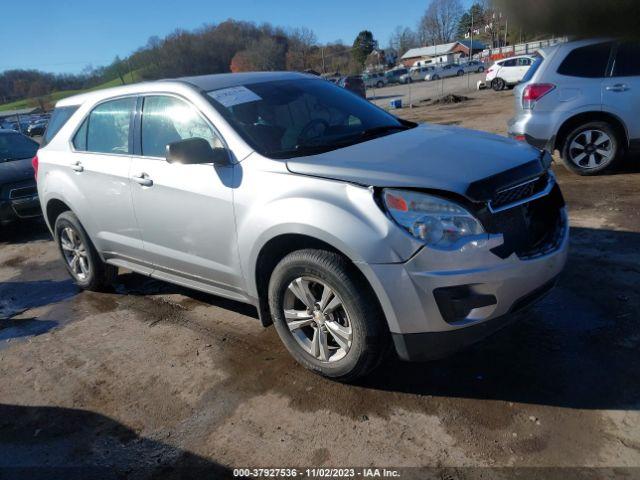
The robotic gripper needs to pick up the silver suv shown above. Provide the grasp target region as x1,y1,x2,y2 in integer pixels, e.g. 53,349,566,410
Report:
36,72,568,381
509,39,640,175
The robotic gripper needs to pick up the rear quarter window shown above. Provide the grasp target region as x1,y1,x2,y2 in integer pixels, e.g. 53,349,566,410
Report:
41,106,79,147
613,42,640,77
557,42,613,78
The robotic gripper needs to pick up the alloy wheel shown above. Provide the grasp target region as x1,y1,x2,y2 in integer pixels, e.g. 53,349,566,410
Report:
283,276,353,363
60,226,90,281
569,129,614,169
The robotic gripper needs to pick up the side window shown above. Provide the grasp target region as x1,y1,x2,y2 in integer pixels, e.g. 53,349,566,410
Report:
613,42,640,77
74,97,135,154
141,96,222,158
502,59,517,67
557,42,613,78
517,58,531,66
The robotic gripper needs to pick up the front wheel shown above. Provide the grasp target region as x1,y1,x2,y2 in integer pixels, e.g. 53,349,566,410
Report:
560,121,620,175
457,70,464,76
54,211,117,291
376,81,384,88
268,250,388,382
431,75,440,81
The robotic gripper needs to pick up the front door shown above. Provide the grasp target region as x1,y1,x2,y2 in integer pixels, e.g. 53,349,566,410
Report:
129,94,243,295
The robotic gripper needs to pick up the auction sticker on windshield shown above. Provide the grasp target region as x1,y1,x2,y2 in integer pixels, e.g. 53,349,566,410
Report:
208,86,262,107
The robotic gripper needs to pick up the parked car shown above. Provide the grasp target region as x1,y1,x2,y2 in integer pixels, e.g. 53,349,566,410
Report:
399,66,436,84
337,75,366,98
36,72,568,381
0,130,41,225
27,119,48,137
362,72,387,89
461,60,485,74
486,55,536,91
509,39,640,175
384,68,409,84
425,64,465,81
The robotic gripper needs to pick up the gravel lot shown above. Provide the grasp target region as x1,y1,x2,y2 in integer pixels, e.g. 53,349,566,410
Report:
1,88,639,479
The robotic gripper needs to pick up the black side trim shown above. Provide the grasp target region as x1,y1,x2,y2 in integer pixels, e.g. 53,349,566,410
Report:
393,276,558,362
629,139,640,154
465,159,545,202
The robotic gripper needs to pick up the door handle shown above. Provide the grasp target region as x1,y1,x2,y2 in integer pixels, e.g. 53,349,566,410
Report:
70,161,84,172
132,173,153,187
605,84,629,92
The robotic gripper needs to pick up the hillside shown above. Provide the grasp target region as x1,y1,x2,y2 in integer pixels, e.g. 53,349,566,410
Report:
0,70,144,112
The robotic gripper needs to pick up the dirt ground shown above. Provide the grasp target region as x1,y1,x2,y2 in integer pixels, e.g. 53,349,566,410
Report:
1,88,639,479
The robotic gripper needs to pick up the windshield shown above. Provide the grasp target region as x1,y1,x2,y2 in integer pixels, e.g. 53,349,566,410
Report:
207,79,412,159
0,132,38,161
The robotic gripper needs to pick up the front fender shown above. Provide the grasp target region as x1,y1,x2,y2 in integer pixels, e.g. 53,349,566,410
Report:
234,173,421,298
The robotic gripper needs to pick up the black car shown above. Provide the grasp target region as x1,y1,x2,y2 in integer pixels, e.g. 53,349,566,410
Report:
0,131,40,225
27,122,47,137
337,76,366,98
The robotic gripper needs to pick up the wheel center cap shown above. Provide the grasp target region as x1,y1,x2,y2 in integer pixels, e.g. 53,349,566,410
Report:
313,310,325,325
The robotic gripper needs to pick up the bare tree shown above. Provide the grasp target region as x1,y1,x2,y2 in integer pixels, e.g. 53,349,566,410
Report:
286,27,318,70
389,26,419,57
418,0,464,45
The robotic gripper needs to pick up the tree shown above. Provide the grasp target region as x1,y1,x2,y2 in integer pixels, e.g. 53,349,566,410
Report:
389,26,419,57
457,3,486,38
418,0,464,45
230,37,287,72
286,27,318,71
351,31,377,69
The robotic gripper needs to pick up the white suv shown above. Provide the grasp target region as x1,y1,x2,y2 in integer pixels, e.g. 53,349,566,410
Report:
486,55,536,91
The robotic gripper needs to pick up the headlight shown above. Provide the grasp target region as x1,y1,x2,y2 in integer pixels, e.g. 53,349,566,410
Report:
382,189,485,248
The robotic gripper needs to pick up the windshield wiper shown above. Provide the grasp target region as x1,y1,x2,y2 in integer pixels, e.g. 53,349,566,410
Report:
358,125,409,138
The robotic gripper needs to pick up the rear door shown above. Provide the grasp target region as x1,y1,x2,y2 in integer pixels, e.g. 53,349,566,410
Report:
499,58,518,83
69,96,145,267
129,94,242,293
603,41,640,144
515,57,532,83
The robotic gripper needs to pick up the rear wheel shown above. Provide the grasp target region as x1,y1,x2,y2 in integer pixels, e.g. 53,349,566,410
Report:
376,81,384,88
431,74,440,81
268,249,388,382
477,66,485,73
54,211,117,291
457,70,464,76
561,121,620,175
492,78,505,91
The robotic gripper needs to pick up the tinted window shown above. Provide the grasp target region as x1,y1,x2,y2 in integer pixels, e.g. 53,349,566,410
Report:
502,59,517,67
557,42,613,78
613,42,640,77
207,78,408,159
0,132,38,161
74,97,135,154
141,96,222,158
41,106,78,147
517,58,531,66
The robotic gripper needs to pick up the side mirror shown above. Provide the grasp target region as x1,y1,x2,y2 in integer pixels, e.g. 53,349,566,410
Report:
165,138,230,166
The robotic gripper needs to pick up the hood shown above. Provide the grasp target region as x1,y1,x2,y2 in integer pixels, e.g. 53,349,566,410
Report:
286,124,546,201
0,157,35,185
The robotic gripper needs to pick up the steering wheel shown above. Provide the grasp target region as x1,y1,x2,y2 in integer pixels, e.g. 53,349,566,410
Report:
298,118,330,144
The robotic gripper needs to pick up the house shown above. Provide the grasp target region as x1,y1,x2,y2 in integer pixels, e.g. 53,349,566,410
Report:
400,40,485,67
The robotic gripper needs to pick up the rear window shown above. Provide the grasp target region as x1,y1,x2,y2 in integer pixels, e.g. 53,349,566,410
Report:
41,105,79,147
557,42,613,78
0,132,39,161
613,42,640,77
521,55,544,83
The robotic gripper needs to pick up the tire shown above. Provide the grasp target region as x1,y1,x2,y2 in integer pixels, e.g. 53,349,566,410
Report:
376,81,384,88
492,78,505,91
478,66,485,73
268,249,388,382
560,121,621,175
54,211,117,291
431,74,440,81
406,77,412,84
457,70,464,76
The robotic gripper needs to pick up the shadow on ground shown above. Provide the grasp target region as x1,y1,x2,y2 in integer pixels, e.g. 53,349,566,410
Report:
0,218,50,245
0,404,232,480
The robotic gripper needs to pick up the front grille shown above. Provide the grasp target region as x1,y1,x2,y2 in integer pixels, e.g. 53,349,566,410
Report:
9,185,37,199
474,180,566,260
489,173,550,211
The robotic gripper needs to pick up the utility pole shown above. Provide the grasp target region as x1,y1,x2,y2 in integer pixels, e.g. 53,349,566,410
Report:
504,16,508,47
321,47,326,74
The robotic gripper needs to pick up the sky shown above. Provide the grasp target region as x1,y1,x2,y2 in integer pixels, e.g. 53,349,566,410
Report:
0,0,473,75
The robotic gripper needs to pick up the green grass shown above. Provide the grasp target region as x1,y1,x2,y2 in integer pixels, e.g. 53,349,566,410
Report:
0,69,145,112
